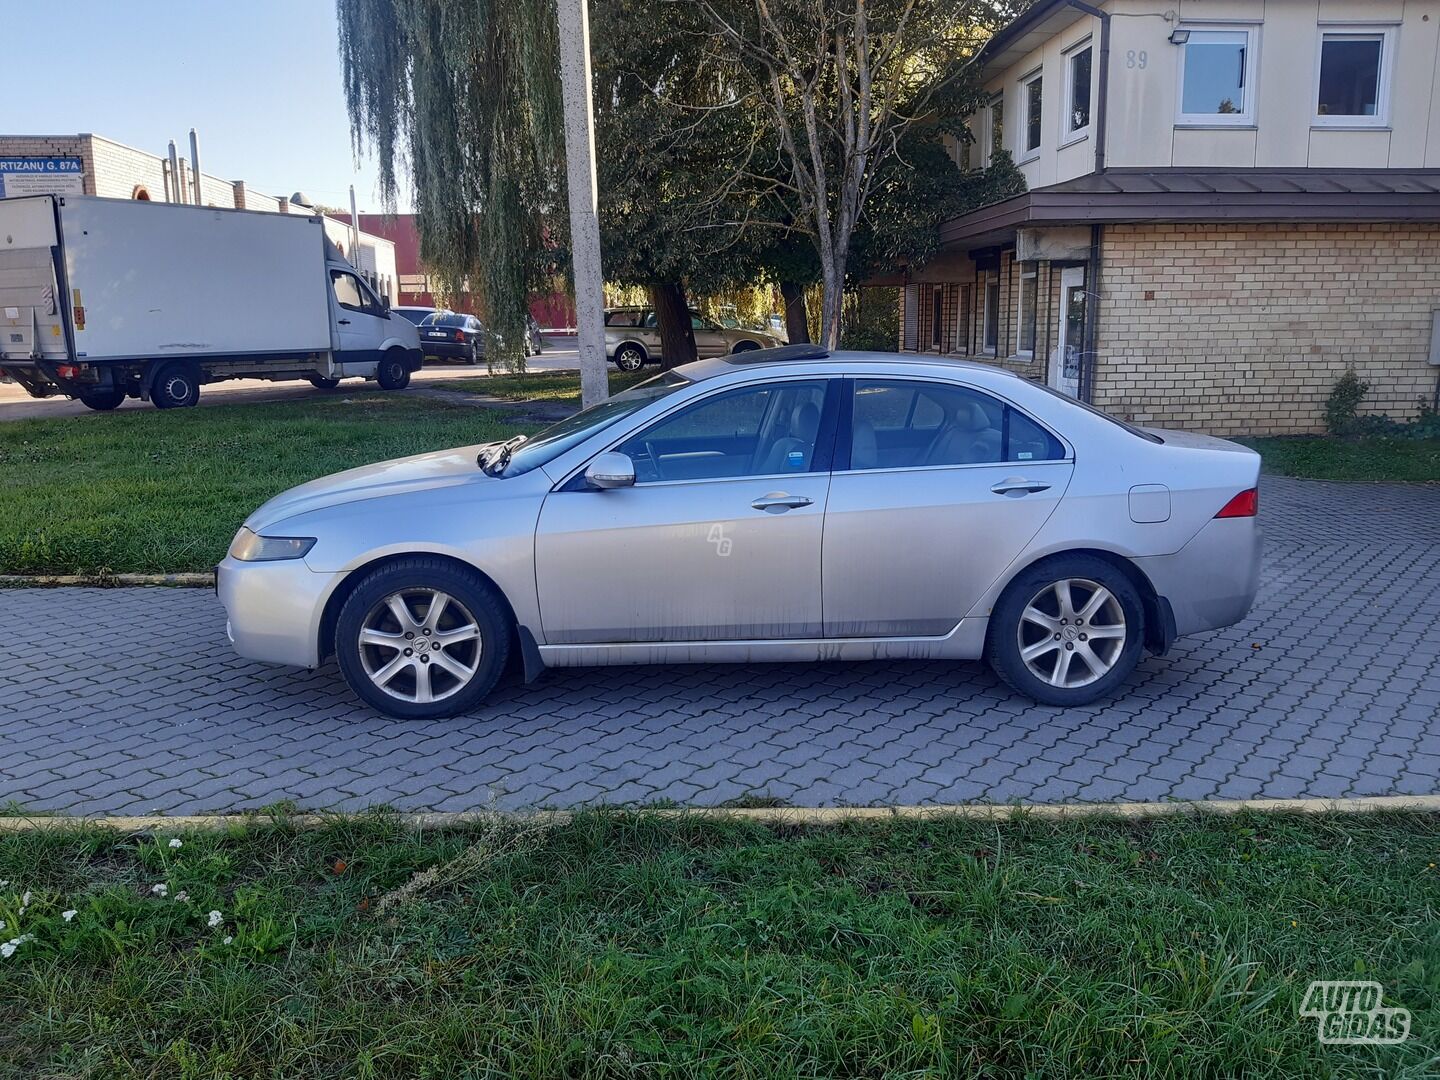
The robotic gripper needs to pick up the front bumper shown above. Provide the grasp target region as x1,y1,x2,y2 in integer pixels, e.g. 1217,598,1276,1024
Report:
216,555,340,668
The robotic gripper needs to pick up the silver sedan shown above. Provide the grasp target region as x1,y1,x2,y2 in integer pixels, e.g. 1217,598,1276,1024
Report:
218,347,1262,718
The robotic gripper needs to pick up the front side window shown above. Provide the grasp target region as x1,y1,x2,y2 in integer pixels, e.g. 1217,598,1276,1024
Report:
1316,32,1388,124
1178,29,1255,123
847,380,1064,471
617,380,830,483
331,270,366,312
1017,263,1038,356
1023,73,1043,153
1065,45,1093,136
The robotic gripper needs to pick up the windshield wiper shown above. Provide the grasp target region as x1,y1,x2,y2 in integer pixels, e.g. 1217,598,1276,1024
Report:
478,434,527,475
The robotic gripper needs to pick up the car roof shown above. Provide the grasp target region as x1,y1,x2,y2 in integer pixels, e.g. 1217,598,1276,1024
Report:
677,345,1026,380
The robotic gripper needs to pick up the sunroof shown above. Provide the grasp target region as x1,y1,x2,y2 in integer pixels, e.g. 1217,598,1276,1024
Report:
722,344,831,365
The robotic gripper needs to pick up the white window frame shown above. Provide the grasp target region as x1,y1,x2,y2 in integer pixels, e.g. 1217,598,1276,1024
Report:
984,92,1004,166
1020,68,1044,160
1061,38,1094,145
1015,262,1038,357
1175,25,1259,127
982,277,1001,355
1312,25,1395,129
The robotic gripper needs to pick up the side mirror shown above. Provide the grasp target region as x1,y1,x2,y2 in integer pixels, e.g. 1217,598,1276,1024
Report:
585,451,635,490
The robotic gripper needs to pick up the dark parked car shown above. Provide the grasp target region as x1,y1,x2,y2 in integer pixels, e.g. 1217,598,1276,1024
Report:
419,313,485,364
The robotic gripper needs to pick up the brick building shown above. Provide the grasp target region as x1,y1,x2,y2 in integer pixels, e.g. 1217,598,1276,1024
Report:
0,132,399,302
899,0,1440,435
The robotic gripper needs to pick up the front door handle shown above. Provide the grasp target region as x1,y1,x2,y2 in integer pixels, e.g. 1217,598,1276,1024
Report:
991,478,1052,496
751,492,814,513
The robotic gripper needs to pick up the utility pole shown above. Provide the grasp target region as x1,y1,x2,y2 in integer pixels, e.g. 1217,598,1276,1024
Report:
555,0,609,408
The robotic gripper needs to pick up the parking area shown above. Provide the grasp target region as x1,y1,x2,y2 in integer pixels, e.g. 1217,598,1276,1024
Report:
1,475,1437,816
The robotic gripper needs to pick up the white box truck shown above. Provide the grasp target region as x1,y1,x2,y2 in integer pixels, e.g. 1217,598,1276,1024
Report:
0,194,422,410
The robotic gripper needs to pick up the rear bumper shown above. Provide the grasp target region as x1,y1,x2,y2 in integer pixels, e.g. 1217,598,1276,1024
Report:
420,341,480,361
1135,517,1262,638
216,555,339,668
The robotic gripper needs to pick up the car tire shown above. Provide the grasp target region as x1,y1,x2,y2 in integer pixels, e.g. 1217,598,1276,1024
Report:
730,340,761,353
335,557,512,719
614,344,646,372
467,343,479,365
986,554,1146,707
308,375,341,390
375,350,411,390
150,361,201,409
77,387,126,411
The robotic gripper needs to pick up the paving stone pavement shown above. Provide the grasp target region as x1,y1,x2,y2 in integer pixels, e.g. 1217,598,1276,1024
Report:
2,476,1438,815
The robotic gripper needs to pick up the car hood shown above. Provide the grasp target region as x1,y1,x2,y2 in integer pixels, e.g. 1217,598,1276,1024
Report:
246,444,497,531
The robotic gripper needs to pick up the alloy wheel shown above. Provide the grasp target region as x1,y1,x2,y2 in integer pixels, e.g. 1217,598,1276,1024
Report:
358,588,482,703
1016,577,1127,689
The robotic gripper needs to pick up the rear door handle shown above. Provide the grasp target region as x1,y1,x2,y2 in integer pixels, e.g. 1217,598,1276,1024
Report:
337,318,351,325
991,478,1052,496
751,493,814,513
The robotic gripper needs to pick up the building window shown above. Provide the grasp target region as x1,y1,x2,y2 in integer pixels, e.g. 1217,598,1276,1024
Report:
1016,262,1038,356
982,277,1000,354
1064,44,1092,139
1176,28,1256,125
1022,72,1043,155
955,284,971,353
989,94,1005,162
930,287,944,349
1315,30,1391,126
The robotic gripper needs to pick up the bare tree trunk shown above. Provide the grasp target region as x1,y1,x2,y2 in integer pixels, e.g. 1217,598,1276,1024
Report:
648,281,698,368
780,280,810,344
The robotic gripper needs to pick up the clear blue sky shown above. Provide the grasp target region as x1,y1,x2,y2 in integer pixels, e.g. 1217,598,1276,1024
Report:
5,1,409,212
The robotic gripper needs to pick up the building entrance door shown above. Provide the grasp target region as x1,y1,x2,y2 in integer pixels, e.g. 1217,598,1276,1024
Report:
1050,266,1085,398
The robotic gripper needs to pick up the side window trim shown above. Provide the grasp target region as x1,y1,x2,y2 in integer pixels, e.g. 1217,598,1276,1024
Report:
580,375,844,487
837,375,1072,474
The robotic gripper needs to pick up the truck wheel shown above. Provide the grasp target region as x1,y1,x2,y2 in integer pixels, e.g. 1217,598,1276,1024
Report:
77,387,126,411
376,351,411,390
150,362,201,409
308,375,341,390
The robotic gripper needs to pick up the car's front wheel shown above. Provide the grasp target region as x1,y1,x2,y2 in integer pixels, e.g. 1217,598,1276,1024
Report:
987,555,1145,707
614,344,646,372
335,558,511,718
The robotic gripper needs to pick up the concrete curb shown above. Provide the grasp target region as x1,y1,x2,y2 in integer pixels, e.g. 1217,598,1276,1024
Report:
0,573,213,588
2,794,1438,833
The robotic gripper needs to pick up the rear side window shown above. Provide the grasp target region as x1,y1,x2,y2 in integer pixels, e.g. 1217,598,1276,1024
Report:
606,310,644,327
847,379,1065,470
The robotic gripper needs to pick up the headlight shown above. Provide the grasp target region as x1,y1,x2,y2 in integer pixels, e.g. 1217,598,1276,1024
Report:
228,526,316,562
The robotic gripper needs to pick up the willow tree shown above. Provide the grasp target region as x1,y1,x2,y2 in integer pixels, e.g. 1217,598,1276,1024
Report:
336,0,565,372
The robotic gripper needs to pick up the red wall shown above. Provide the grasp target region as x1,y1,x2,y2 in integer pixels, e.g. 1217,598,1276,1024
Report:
333,213,574,328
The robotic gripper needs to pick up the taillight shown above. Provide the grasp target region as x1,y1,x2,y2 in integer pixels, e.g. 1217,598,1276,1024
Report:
1215,488,1258,518
56,364,80,379
455,330,465,341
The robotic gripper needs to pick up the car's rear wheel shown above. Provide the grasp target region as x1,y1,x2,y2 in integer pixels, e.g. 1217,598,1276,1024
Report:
614,344,646,372
987,555,1145,707
77,387,126,411
335,558,511,719
308,375,341,390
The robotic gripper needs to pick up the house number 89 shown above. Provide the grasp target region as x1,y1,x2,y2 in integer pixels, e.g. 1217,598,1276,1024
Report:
1126,50,1148,68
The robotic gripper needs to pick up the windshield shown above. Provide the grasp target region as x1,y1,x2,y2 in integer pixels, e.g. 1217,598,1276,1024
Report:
502,370,691,477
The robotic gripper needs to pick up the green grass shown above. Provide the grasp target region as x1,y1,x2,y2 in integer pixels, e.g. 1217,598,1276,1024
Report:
437,368,651,404
1244,435,1440,483
0,396,535,575
1,810,1436,1078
